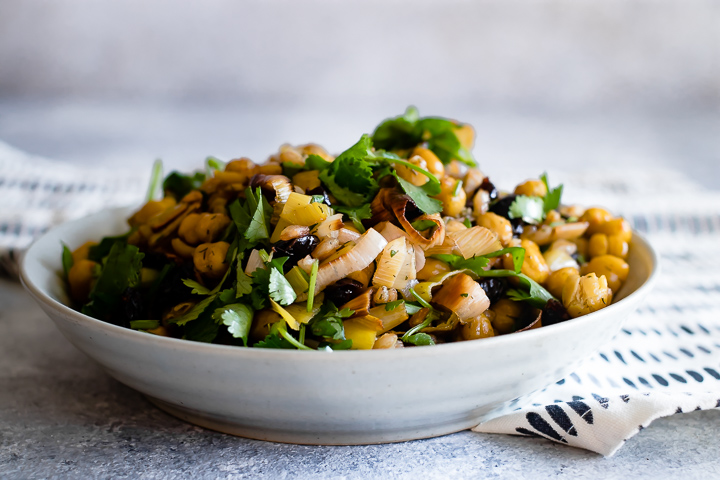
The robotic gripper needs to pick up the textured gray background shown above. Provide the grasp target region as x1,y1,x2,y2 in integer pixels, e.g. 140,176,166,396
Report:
1,1,719,478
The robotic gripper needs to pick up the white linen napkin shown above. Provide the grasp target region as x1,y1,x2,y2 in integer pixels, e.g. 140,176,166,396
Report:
2,140,719,456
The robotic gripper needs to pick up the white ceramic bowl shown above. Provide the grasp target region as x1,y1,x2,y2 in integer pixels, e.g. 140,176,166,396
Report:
21,207,658,445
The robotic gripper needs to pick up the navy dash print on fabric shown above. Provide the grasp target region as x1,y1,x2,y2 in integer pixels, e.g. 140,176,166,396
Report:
593,393,610,409
546,405,577,436
653,374,669,386
526,412,567,443
567,401,594,424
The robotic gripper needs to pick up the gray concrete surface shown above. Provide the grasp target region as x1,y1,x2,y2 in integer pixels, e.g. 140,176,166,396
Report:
2,276,720,479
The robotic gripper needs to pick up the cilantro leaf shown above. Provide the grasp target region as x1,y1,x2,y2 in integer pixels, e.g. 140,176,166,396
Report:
411,219,438,231
182,278,211,295
81,242,144,321
163,171,205,199
310,304,354,340
384,300,404,311
169,295,217,326
130,320,160,330
212,303,253,346
429,254,491,275
508,195,544,224
254,332,295,349
404,333,435,346
318,135,379,207
405,303,422,315
540,172,563,214
371,106,477,167
480,247,526,274
269,267,297,305
305,154,332,171
183,307,220,343
87,230,133,262
236,267,253,297
395,175,443,215
61,243,73,279
334,204,372,233
228,188,272,246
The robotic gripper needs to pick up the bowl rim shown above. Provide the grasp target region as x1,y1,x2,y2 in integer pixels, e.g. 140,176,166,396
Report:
20,207,660,360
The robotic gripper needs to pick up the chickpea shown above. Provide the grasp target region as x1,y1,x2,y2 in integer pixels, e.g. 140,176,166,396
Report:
562,273,613,318
373,333,403,349
179,212,231,245
71,241,97,264
454,123,475,150
147,325,170,337
544,210,562,225
171,238,196,259
461,314,495,340
476,212,513,246
128,197,176,227
490,299,523,334
67,259,98,303
594,218,632,243
412,147,445,178
417,258,451,281
250,309,281,343
607,234,629,258
580,207,613,235
503,239,549,284
299,143,332,160
571,237,589,259
373,286,398,304
514,179,547,198
547,239,577,256
434,176,467,217
462,168,485,196
396,155,430,187
292,170,321,192
472,189,490,217
193,241,231,279
226,158,257,173
588,233,609,258
544,267,580,299
581,255,630,293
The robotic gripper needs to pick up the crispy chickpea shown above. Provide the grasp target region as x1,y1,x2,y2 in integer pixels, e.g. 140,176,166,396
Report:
461,313,496,340
434,176,467,217
607,234,629,258
562,272,613,318
544,210,562,225
292,170,321,192
179,212,231,245
171,238,196,258
373,286,398,304
594,218,632,243
250,309,281,343
373,333,404,349
476,212,513,246
147,325,170,336
581,254,630,293
417,258,451,281
193,241,231,279
128,197,177,227
67,259,98,303
548,239,577,256
226,158,257,173
396,155,430,187
580,207,613,235
571,237,589,259
514,179,547,198
412,146,445,178
504,239,549,284
454,123,475,150
544,267,580,299
490,299,523,335
473,189,490,217
71,241,97,264
588,233,609,258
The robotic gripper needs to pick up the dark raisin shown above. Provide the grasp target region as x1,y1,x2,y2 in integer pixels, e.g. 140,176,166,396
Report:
306,186,332,206
488,194,516,219
476,277,507,304
272,235,320,272
542,298,571,326
480,177,498,201
324,279,365,306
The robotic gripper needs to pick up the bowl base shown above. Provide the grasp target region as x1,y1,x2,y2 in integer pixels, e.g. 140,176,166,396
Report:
146,396,480,446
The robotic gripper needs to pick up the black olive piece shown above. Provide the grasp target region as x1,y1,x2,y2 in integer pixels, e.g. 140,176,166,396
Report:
488,194,516,219
542,298,571,326
480,177,498,201
324,278,365,306
272,235,320,272
154,261,195,312
510,218,525,236
142,252,170,270
475,277,507,304
117,287,145,328
306,186,332,206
